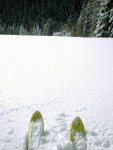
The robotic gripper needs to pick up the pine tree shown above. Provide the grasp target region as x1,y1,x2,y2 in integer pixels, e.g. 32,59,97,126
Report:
94,0,113,37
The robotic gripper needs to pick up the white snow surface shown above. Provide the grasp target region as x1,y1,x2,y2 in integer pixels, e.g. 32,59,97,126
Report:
0,36,113,150
29,119,44,150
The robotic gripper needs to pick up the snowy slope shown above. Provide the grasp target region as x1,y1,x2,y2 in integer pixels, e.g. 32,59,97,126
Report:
0,36,113,150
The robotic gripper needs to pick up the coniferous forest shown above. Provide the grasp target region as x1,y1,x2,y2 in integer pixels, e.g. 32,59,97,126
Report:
0,0,113,36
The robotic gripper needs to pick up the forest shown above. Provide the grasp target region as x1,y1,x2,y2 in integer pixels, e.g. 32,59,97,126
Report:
0,0,113,36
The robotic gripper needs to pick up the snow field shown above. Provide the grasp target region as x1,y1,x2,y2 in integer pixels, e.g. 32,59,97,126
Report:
0,37,113,150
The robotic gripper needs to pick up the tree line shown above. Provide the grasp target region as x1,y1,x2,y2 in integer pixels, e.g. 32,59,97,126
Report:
0,0,83,33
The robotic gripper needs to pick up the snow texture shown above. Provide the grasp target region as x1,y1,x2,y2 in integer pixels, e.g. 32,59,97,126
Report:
72,131,87,150
0,36,113,150
28,119,43,150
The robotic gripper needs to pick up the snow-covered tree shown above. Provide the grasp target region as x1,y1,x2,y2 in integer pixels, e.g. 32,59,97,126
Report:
76,0,100,36
94,0,113,37
19,25,27,35
31,24,42,35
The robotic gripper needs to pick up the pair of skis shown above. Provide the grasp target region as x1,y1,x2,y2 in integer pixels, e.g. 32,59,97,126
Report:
27,111,87,150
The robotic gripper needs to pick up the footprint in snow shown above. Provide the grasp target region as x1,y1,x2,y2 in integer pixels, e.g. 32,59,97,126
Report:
51,113,67,133
7,128,14,135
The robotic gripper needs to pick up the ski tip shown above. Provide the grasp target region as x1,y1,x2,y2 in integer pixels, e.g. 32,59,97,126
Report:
30,111,43,122
70,116,86,142
27,111,44,150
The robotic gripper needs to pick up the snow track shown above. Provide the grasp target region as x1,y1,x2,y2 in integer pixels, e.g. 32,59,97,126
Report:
0,37,113,150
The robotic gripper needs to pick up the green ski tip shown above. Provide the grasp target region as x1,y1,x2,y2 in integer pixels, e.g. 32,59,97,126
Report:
70,116,86,142
30,111,42,121
27,111,44,150
30,111,44,129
